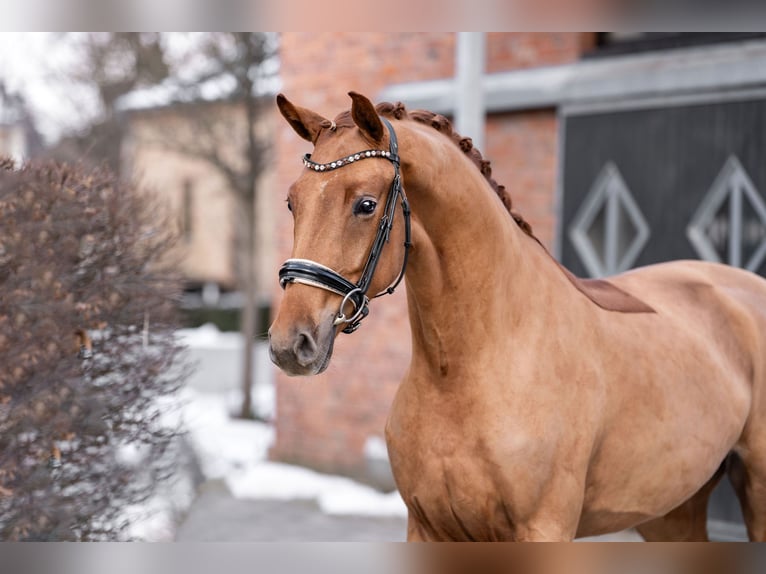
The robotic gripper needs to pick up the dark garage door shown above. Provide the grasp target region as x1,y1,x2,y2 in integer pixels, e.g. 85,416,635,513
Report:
562,97,766,280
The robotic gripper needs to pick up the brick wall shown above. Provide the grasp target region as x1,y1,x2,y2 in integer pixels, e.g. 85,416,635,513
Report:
485,110,559,249
486,33,594,73
270,33,592,487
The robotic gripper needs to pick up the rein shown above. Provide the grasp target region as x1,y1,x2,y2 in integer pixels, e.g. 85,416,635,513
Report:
278,117,412,334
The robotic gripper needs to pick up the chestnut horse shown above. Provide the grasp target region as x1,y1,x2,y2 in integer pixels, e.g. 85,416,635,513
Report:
269,91,766,541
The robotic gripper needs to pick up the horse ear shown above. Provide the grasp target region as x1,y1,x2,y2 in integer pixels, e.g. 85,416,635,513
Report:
276,93,330,143
349,91,384,143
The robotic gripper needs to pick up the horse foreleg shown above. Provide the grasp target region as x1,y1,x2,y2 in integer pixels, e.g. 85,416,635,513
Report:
405,507,576,541
635,459,726,541
406,513,427,541
513,525,574,541
729,449,766,541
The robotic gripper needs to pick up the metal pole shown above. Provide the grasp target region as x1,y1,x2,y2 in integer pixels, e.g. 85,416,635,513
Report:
455,32,486,151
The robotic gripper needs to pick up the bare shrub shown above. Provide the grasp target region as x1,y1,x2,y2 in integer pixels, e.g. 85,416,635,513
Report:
0,159,186,540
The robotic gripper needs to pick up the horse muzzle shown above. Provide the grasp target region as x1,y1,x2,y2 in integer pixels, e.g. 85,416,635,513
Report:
268,315,336,377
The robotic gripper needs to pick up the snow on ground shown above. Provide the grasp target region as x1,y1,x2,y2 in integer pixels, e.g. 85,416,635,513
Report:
228,463,406,517
124,480,194,542
176,322,243,349
182,388,407,518
175,323,275,411
181,387,274,479
125,323,406,540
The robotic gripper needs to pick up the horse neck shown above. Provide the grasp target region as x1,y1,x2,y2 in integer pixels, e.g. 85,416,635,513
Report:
398,122,576,383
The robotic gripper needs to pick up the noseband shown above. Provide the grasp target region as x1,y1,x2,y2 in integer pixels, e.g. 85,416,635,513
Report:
278,117,412,334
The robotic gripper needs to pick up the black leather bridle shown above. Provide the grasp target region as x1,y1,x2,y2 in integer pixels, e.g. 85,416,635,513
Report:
278,117,412,334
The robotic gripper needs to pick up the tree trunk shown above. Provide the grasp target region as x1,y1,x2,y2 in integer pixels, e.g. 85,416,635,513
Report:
239,59,263,420
239,190,258,419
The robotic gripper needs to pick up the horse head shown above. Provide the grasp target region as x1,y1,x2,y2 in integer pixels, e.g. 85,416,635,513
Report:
269,92,411,376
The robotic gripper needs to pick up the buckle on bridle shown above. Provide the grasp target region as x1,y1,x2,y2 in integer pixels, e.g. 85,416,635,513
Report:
333,288,369,333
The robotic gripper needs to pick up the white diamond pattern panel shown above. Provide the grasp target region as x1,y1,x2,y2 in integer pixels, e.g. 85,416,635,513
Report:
569,162,650,278
687,156,766,272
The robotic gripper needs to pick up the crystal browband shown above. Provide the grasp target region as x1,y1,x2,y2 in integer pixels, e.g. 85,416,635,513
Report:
302,149,396,172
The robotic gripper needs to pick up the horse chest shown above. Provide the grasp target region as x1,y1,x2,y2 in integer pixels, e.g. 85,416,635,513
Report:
386,416,531,541
399,451,513,541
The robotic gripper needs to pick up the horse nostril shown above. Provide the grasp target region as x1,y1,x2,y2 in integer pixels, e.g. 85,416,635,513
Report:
293,330,318,366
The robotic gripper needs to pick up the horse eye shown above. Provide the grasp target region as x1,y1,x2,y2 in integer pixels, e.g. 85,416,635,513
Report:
286,199,293,212
354,198,377,216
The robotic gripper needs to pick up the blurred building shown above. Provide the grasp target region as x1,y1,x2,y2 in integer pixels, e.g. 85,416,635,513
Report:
121,98,275,322
272,33,766,537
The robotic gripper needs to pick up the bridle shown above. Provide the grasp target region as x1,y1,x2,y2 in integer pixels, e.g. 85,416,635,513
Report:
278,117,412,334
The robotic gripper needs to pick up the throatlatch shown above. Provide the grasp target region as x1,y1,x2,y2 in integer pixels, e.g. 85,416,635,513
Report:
278,117,412,334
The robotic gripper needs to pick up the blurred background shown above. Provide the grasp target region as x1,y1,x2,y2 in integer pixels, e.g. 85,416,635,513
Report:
2,32,766,541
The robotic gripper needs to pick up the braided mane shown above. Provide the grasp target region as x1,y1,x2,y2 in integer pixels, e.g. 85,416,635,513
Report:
328,100,655,314
331,102,535,239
